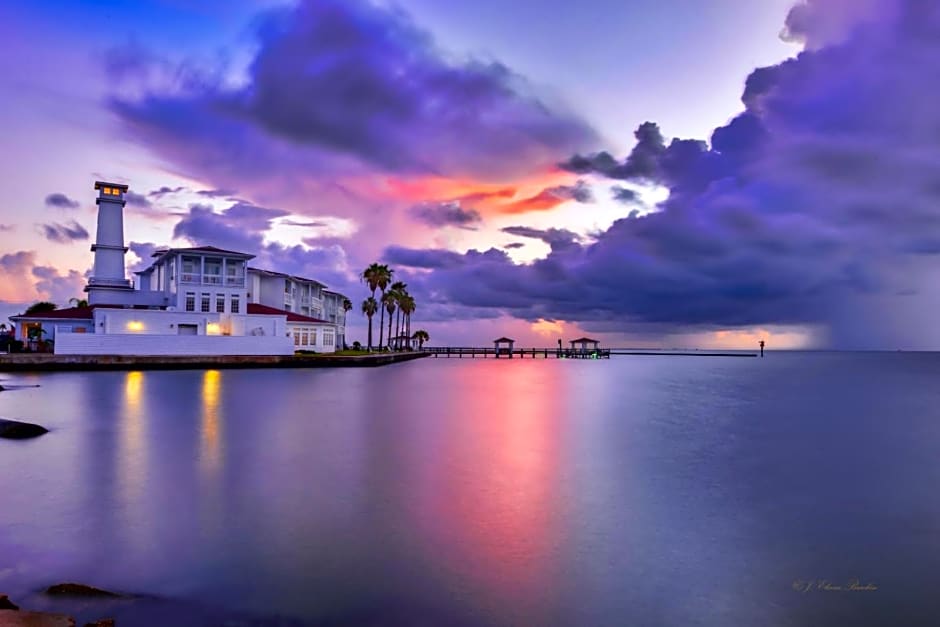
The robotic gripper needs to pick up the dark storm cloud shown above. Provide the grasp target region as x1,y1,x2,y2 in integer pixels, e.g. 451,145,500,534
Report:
44,193,80,209
410,202,482,228
41,221,89,244
107,0,596,183
384,0,940,347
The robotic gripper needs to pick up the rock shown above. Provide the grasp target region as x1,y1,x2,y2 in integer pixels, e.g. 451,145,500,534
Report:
0,419,48,440
0,609,75,626
0,596,17,610
82,620,114,627
44,584,119,599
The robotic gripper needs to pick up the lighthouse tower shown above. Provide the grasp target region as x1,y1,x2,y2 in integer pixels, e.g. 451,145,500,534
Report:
85,181,135,305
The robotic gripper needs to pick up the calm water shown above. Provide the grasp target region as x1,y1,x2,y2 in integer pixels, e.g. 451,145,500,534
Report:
2,353,940,626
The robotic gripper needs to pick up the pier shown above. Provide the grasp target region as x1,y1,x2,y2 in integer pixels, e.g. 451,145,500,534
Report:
426,345,758,359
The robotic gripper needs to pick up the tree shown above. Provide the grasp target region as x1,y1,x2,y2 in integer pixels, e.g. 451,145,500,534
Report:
375,265,393,349
342,298,352,313
361,297,378,351
412,329,429,349
24,301,57,316
389,281,407,349
382,291,397,350
399,294,416,350
68,297,89,308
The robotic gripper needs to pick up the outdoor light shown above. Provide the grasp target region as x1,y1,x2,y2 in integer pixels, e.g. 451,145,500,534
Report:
126,321,144,332
206,322,221,335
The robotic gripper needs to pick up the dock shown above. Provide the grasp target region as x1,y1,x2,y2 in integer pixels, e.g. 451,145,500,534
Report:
426,347,758,359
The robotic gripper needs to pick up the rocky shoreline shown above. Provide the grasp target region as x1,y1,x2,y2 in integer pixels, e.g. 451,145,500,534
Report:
1,584,120,626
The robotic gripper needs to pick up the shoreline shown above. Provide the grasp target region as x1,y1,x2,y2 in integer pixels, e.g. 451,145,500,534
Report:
0,351,430,372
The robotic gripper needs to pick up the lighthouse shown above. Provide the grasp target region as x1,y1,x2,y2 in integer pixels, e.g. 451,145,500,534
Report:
85,181,135,305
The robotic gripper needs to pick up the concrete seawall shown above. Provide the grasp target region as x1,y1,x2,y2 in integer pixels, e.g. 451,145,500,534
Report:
0,352,431,372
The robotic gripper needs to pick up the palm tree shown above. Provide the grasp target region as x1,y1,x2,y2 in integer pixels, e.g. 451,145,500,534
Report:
375,265,393,350
342,298,352,314
382,291,397,350
412,329,429,349
389,281,407,349
361,263,382,300
361,297,378,351
400,294,416,349
68,297,89,308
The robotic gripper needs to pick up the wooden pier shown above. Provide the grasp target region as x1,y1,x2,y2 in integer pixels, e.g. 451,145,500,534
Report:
425,347,758,359
427,347,609,359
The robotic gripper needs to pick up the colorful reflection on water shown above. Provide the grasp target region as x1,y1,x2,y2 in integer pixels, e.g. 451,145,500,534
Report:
2,354,940,626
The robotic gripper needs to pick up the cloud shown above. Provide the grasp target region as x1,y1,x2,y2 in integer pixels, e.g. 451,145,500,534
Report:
503,242,525,249
107,0,596,187
148,186,185,198
44,193,80,209
124,191,152,208
380,0,940,348
169,200,353,288
500,226,581,252
501,179,594,213
41,221,89,244
196,188,236,198
611,186,639,203
31,266,86,304
0,251,85,305
383,246,465,269
410,201,482,227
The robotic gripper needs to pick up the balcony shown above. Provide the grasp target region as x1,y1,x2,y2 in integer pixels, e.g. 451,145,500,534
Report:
180,273,246,288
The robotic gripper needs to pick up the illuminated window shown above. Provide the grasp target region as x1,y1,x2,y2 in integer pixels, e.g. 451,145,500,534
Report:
216,294,225,313
230,295,240,314
185,292,195,312
201,293,211,313
301,331,308,345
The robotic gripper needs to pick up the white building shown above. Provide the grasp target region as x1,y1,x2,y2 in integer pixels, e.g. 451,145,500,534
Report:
10,181,347,356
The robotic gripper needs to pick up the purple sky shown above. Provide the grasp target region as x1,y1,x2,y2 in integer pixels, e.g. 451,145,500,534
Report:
1,0,937,349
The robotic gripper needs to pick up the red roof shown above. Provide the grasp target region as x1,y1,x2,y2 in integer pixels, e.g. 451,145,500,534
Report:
10,305,98,320
246,303,330,324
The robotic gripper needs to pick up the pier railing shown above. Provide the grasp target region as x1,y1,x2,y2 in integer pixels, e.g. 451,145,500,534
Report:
424,347,610,359
424,347,758,359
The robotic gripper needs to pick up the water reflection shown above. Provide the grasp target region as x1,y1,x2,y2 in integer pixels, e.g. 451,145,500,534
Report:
412,362,566,618
118,371,146,509
200,370,223,475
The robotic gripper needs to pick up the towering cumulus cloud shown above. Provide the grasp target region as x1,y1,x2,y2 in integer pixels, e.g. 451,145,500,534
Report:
389,0,940,347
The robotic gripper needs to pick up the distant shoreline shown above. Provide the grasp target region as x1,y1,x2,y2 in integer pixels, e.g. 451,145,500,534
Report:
0,351,430,372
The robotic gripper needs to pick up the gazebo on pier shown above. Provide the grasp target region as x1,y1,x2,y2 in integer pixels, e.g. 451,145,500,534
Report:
493,337,515,358
569,337,600,357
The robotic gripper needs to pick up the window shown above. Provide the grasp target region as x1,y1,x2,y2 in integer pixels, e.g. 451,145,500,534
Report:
230,295,240,314
294,331,301,346
185,292,195,312
301,331,308,346
323,330,334,347
201,293,211,313
216,294,225,313
310,328,317,345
